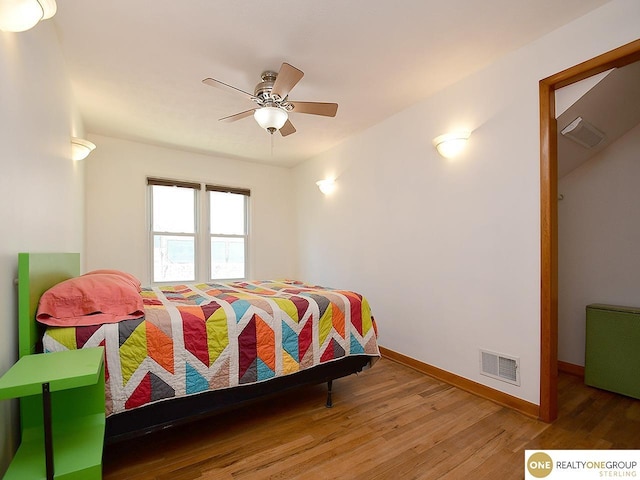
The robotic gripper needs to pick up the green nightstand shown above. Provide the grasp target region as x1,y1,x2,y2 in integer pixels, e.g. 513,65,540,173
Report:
0,347,105,480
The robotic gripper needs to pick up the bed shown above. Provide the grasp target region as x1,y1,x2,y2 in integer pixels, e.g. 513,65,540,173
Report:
18,253,380,442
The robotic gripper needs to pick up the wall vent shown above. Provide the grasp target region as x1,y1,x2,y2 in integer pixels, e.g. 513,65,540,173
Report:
560,116,606,149
479,349,520,386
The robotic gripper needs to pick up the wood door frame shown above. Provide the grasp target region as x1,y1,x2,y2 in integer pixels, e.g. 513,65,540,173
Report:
539,38,640,422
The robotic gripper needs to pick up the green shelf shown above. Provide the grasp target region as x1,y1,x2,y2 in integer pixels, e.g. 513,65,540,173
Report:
0,348,105,480
0,348,104,399
5,414,104,480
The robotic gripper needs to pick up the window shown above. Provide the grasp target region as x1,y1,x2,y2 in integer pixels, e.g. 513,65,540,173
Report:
208,185,249,280
149,178,199,283
148,178,250,283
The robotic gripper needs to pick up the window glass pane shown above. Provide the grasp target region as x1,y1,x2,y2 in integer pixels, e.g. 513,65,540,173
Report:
211,237,245,279
152,185,195,233
209,191,245,235
154,235,195,282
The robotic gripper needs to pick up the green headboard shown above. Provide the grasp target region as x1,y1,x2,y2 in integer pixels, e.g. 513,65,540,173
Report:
17,253,80,358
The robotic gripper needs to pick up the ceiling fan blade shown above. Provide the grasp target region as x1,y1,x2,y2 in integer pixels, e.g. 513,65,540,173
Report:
289,101,338,117
202,78,255,99
271,63,304,100
219,109,256,123
279,119,296,137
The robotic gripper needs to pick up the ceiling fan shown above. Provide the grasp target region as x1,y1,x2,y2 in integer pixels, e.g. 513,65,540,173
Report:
202,62,338,136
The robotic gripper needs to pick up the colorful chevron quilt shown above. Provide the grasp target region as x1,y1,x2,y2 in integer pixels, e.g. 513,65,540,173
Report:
42,280,379,416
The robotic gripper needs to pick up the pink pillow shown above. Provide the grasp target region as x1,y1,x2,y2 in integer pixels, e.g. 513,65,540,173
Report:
82,269,141,291
37,273,144,327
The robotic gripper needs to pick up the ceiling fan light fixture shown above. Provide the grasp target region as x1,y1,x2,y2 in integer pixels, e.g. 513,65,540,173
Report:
253,106,288,133
204,62,338,138
0,0,56,32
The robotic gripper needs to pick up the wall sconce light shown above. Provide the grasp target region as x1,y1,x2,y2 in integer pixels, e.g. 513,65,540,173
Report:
433,131,471,159
0,0,57,33
71,137,96,161
316,179,336,195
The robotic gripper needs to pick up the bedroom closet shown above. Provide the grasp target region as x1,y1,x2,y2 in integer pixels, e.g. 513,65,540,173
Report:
539,39,640,422
556,59,640,397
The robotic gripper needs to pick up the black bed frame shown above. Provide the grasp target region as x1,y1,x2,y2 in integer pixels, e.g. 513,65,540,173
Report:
105,355,371,442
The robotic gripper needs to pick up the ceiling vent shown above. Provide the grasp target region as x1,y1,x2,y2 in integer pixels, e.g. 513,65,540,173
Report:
560,116,606,149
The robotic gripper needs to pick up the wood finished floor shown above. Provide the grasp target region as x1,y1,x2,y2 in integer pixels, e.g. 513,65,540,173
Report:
103,358,640,479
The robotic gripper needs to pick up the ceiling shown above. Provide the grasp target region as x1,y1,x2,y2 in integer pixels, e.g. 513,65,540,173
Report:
557,60,640,178
52,0,612,167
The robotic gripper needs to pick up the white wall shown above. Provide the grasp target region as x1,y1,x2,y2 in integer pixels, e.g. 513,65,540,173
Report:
558,123,640,366
0,25,84,475
293,0,640,405
84,135,297,283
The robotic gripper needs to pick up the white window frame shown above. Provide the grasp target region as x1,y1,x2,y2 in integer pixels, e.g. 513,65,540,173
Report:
207,185,250,281
147,177,250,284
148,178,200,283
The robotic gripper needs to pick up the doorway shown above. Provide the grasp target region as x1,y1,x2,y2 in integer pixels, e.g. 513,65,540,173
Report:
539,39,640,422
